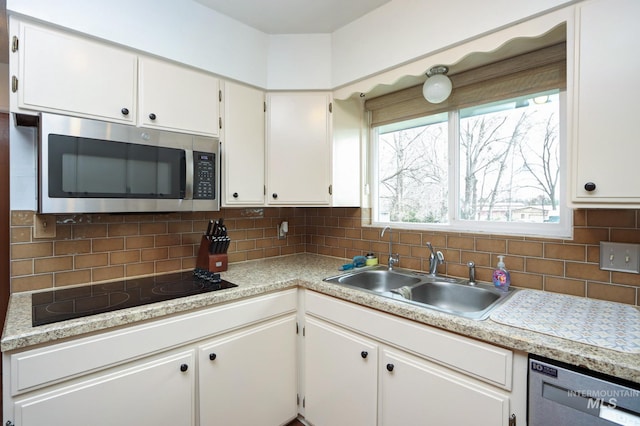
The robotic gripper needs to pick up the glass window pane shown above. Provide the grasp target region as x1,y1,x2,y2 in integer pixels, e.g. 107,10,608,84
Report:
458,91,560,223
376,113,449,223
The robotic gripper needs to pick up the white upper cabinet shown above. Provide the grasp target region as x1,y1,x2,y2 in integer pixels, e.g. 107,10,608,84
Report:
11,19,220,137
332,98,362,207
571,0,640,206
222,82,266,206
266,92,332,205
12,19,137,124
138,56,220,137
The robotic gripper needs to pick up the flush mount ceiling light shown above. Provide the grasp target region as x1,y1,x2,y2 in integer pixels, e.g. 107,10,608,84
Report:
423,65,452,104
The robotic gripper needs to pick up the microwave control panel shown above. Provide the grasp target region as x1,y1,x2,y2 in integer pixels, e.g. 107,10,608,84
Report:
193,151,216,199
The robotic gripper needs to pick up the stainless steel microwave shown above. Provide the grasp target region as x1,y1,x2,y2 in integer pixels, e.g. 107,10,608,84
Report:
34,113,220,213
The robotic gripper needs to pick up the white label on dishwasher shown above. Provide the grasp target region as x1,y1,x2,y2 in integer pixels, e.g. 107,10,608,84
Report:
600,405,640,426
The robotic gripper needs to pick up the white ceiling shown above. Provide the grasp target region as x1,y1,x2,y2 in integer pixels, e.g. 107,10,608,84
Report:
194,0,391,34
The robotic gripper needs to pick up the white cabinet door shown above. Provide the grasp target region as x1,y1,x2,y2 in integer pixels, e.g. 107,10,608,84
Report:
571,0,640,205
13,350,195,426
266,92,332,205
138,56,220,136
304,317,378,426
380,348,511,426
15,21,137,123
199,315,297,426
223,81,265,206
332,98,362,207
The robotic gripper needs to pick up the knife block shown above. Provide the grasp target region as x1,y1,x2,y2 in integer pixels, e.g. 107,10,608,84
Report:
196,236,228,272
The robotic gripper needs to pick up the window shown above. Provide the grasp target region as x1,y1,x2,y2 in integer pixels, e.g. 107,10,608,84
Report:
370,81,570,238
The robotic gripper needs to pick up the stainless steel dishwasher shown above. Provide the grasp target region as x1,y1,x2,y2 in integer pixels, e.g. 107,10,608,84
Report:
528,355,640,426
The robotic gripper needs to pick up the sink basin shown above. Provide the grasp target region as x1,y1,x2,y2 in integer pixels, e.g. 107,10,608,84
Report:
323,266,514,320
333,269,422,292
397,282,502,316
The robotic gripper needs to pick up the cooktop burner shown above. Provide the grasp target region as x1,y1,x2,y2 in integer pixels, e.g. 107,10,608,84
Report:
32,271,237,327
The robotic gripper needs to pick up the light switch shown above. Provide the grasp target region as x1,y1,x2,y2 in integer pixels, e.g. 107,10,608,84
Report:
599,242,640,274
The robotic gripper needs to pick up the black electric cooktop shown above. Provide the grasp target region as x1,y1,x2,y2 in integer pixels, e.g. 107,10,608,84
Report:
32,270,237,327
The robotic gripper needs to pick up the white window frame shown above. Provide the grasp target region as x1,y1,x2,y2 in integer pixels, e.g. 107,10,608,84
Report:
369,91,572,239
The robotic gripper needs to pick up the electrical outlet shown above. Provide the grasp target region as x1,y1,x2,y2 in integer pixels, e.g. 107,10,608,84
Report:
33,214,57,239
599,242,640,274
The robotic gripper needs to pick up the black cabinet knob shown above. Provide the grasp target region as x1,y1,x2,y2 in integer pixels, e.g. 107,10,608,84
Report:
209,353,217,361
149,113,157,120
584,182,596,192
386,363,394,372
272,193,278,199
121,107,129,116
180,363,189,372
361,351,368,359
233,192,239,198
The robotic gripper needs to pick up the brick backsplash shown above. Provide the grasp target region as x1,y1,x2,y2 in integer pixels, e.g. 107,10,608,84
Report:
304,207,640,306
9,208,304,293
9,208,640,306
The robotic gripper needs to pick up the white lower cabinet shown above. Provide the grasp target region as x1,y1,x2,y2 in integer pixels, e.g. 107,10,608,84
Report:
3,290,298,426
199,315,298,426
4,288,526,426
13,349,196,426
380,349,509,426
302,290,526,426
303,317,378,426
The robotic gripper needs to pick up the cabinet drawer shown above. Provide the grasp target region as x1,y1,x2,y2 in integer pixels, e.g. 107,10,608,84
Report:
305,291,512,389
9,290,297,394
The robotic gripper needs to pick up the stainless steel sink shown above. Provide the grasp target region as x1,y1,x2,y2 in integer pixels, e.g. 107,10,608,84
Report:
323,266,514,320
331,268,422,292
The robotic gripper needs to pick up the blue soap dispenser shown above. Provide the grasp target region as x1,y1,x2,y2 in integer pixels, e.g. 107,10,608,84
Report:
492,255,511,292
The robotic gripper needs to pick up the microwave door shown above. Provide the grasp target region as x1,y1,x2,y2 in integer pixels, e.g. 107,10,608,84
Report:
36,112,218,213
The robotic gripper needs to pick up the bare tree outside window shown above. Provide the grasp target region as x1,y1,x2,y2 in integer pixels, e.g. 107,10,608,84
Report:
375,91,561,227
378,116,448,223
459,94,560,223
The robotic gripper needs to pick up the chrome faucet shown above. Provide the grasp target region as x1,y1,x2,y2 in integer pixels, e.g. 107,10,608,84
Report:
426,242,444,275
381,226,399,270
467,261,476,286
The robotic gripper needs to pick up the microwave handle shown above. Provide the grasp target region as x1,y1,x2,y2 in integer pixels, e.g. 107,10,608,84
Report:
184,150,193,200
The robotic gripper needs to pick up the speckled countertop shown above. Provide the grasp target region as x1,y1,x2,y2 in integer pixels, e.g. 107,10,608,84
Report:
2,253,639,383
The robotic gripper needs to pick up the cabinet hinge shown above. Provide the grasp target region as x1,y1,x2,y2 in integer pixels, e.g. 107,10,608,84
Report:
329,102,333,113
328,184,332,195
218,117,222,129
219,89,222,102
509,414,516,426
11,36,18,53
11,76,18,93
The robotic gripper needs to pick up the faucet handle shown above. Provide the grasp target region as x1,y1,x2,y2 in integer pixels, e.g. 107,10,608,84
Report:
467,261,476,286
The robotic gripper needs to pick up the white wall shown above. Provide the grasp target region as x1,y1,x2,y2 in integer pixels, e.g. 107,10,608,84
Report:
267,34,332,90
331,0,573,87
7,0,574,90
